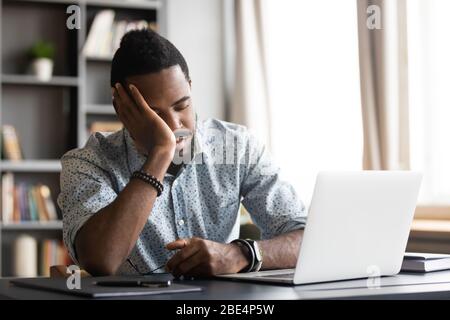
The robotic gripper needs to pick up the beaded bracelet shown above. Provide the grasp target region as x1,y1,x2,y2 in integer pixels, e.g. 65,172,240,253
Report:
131,171,164,196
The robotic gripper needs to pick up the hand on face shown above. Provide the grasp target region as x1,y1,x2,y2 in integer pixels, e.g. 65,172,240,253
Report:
112,83,176,157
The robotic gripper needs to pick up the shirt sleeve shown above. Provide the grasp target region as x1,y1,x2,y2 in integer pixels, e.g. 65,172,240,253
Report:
240,132,307,240
57,153,118,264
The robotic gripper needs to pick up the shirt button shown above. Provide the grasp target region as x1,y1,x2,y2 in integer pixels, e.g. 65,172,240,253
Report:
178,219,185,226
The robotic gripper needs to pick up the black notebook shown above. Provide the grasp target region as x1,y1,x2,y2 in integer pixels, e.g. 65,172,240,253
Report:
10,276,202,298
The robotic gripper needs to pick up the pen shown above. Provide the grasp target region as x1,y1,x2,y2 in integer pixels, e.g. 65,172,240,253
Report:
94,280,172,288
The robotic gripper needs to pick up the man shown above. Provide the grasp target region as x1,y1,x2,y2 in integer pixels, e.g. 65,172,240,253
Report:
58,29,307,277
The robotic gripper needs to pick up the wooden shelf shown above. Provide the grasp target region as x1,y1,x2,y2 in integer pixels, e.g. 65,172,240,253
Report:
5,0,81,5
85,0,162,10
408,219,450,253
411,219,450,234
0,221,62,230
409,219,450,241
0,0,166,278
4,0,161,9
86,104,115,115
1,74,79,87
0,160,61,172
85,55,113,63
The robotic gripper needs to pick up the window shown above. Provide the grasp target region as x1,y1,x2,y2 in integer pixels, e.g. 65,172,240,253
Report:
408,0,450,207
265,0,363,205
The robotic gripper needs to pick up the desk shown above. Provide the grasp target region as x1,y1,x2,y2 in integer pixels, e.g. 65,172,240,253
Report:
1,271,450,300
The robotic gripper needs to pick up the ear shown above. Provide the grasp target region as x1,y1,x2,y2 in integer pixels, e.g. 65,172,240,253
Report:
189,79,192,89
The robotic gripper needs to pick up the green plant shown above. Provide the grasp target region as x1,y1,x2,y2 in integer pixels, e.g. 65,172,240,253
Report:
27,40,55,60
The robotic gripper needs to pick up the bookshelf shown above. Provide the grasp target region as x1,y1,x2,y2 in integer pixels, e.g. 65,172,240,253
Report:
0,0,167,277
2,74,79,87
1,221,63,230
0,160,61,172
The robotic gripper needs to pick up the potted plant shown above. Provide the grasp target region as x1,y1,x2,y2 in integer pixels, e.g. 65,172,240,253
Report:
27,40,55,81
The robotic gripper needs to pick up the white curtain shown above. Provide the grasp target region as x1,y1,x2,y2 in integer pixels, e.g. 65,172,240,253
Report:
229,0,272,149
357,0,410,170
254,0,363,205
408,0,450,206
229,0,412,204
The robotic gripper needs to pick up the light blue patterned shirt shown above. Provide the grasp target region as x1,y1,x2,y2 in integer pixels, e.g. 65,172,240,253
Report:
58,118,307,274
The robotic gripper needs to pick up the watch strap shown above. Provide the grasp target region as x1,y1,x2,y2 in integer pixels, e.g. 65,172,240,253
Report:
246,239,263,272
231,239,254,273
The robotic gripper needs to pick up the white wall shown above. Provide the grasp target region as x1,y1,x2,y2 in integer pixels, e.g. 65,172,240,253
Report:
166,0,225,121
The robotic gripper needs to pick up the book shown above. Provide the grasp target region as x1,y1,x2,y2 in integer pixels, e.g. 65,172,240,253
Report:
28,186,39,221
3,181,58,223
13,184,21,222
149,22,158,32
40,239,72,276
1,173,14,224
18,184,30,221
1,125,23,160
82,10,115,58
83,9,158,59
112,20,127,53
38,184,58,221
401,252,450,272
34,185,48,221
0,176,2,222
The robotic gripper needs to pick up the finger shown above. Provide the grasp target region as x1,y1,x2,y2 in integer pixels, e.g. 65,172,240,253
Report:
112,87,125,116
112,89,122,116
112,84,123,105
112,90,124,121
129,84,153,114
114,83,139,115
112,91,131,128
172,251,204,277
112,97,118,113
166,242,200,272
111,88,138,141
166,238,190,251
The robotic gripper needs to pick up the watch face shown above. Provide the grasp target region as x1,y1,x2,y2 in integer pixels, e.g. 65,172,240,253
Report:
251,240,262,261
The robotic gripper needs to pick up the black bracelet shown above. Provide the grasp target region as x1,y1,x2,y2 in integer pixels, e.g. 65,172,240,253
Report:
231,239,255,273
131,171,164,196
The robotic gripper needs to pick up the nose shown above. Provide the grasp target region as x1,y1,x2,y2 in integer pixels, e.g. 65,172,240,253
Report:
161,111,182,131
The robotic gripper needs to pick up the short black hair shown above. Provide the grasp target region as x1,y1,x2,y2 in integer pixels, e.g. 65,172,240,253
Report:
110,28,190,87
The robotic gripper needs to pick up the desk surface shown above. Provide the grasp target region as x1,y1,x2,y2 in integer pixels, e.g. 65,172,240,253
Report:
1,271,450,300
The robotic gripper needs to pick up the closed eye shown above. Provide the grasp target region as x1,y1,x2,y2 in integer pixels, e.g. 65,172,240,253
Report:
174,104,190,112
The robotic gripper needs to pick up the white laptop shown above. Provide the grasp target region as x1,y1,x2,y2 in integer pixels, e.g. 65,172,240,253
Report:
218,171,422,285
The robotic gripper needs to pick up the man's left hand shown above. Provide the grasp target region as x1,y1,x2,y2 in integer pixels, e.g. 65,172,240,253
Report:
165,237,249,277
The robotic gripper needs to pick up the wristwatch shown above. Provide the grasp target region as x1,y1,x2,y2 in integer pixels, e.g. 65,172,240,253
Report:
246,239,263,272
231,239,254,273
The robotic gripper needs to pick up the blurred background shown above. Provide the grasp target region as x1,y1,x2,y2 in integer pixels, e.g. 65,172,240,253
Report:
0,0,449,277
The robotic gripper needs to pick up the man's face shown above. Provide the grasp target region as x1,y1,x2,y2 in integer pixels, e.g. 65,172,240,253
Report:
125,65,195,155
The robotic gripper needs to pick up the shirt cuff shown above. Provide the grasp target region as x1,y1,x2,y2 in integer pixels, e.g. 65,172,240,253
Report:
276,217,307,236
